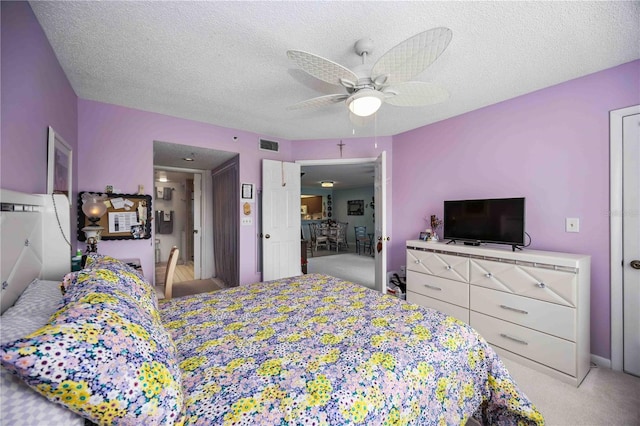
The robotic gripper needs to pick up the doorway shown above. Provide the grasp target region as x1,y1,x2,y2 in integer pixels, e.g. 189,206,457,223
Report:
610,105,640,376
153,168,198,282
153,141,238,292
297,157,384,292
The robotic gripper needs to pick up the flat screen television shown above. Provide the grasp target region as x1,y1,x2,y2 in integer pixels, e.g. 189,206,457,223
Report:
443,197,525,248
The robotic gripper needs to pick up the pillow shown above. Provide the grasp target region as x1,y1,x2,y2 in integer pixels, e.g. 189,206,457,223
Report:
1,275,184,424
61,256,158,317
1,280,85,425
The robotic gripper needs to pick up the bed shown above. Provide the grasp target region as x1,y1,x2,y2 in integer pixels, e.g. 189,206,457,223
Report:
0,190,543,425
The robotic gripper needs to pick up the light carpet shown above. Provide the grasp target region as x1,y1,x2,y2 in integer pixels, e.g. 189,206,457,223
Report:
307,253,375,289
502,358,640,425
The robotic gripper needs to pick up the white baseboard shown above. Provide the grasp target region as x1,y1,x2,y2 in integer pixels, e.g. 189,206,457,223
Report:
591,354,611,369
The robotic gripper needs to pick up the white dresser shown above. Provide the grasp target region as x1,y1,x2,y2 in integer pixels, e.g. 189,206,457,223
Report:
406,240,591,386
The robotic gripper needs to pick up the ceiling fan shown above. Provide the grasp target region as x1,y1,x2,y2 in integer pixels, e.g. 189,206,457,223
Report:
286,27,453,119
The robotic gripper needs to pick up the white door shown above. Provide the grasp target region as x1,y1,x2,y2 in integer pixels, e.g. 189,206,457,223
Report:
262,160,301,281
192,173,202,279
623,112,640,376
374,151,388,293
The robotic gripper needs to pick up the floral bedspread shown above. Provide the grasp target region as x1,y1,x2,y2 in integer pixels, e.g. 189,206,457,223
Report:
160,274,543,426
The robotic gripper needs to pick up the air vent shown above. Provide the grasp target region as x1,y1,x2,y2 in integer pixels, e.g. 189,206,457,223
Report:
259,138,279,152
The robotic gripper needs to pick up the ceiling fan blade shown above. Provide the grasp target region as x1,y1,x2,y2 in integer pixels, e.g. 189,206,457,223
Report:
383,82,449,107
287,94,348,110
287,50,359,87
372,27,452,85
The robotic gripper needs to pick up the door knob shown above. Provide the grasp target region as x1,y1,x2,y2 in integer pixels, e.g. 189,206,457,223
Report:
631,260,640,270
265,234,271,239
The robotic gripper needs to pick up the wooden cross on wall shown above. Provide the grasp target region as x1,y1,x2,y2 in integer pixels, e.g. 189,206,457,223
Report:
337,140,346,158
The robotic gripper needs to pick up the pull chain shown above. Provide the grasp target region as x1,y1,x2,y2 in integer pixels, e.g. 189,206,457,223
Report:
374,113,378,149
281,161,286,187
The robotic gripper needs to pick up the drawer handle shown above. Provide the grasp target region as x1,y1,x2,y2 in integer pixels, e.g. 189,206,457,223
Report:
485,273,493,278
423,284,442,291
499,305,529,315
445,265,452,271
415,259,422,264
536,282,546,288
500,333,528,345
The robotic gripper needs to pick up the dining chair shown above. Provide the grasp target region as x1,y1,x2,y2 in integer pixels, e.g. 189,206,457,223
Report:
338,222,349,249
309,223,329,251
333,222,349,252
302,225,314,257
328,222,348,252
354,226,372,255
156,246,179,300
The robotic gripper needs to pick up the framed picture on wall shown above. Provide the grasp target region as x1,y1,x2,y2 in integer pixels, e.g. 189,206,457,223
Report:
241,183,254,200
347,200,364,215
47,126,72,203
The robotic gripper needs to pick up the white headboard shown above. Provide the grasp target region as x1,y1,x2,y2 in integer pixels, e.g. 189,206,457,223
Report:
1,189,71,314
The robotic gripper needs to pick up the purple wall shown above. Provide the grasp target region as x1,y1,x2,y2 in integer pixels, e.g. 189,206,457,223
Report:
1,1,78,241
391,60,640,360
78,99,292,285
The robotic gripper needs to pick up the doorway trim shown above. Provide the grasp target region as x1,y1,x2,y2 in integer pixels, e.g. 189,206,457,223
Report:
610,104,640,371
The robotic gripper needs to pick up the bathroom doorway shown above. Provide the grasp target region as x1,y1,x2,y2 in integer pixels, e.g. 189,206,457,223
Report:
154,168,199,281
153,141,238,291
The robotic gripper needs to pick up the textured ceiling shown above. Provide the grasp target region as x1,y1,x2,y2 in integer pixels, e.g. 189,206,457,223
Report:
30,1,639,142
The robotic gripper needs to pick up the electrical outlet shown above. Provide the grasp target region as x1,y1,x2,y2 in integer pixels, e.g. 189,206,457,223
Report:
241,217,252,226
566,218,579,233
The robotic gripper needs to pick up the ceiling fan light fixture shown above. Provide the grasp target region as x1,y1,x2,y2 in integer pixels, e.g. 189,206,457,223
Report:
347,89,384,117
321,181,334,188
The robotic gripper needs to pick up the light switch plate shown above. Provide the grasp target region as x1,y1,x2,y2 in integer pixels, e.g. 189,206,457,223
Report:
566,218,579,233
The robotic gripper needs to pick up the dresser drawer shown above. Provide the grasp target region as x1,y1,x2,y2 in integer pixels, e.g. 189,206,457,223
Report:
407,291,469,324
471,311,576,376
407,249,469,282
407,270,469,308
469,259,577,307
470,286,575,341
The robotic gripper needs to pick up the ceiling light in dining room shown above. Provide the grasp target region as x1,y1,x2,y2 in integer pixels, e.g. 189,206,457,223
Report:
321,181,334,188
